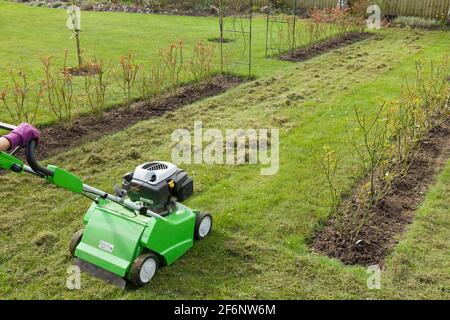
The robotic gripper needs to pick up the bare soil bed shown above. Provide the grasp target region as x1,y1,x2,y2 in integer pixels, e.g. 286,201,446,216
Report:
208,37,235,43
85,2,216,17
66,65,101,76
32,75,243,160
312,119,450,266
280,32,373,62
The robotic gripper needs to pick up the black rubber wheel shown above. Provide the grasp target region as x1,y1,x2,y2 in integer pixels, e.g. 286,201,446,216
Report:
194,212,213,240
130,253,159,286
69,229,84,257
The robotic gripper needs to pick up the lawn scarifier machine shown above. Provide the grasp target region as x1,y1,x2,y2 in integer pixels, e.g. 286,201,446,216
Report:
0,121,212,288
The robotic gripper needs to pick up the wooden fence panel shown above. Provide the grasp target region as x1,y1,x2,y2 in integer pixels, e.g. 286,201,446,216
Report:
254,0,450,18
169,0,450,18
377,0,450,18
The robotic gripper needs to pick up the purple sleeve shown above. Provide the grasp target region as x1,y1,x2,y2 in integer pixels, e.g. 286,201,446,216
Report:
3,123,40,150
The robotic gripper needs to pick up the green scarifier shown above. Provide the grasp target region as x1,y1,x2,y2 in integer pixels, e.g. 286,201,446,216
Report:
0,122,213,288
77,200,197,278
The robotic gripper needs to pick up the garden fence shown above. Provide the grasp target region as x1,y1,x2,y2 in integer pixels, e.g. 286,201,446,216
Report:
162,0,450,18
375,0,450,18
257,0,450,18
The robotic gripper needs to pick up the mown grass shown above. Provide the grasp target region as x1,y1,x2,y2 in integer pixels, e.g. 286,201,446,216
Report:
0,1,291,125
0,2,362,127
379,161,450,299
0,23,448,299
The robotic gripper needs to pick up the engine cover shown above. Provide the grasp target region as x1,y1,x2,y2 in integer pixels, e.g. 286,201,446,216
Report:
122,162,194,214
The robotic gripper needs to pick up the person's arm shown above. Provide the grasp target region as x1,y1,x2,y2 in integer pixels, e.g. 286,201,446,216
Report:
0,123,40,152
0,137,11,151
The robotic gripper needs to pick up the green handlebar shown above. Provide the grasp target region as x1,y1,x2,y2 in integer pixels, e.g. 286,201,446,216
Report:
46,165,84,194
0,151,23,172
0,122,84,195
0,152,83,194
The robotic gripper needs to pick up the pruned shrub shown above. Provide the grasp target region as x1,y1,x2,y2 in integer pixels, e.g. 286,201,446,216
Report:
140,61,167,105
115,53,140,108
41,52,77,128
271,7,365,56
0,69,42,124
83,58,112,120
318,57,450,241
159,41,184,87
188,41,215,83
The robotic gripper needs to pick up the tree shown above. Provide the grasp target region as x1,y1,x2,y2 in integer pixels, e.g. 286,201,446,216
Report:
209,0,224,42
67,0,83,68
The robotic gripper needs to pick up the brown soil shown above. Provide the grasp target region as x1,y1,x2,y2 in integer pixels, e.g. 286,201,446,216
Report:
66,65,101,77
208,37,235,43
312,119,450,266
30,75,242,160
280,32,373,62
88,3,217,17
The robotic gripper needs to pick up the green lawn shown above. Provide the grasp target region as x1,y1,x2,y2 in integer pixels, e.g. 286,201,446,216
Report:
0,1,358,127
0,9,448,299
0,1,291,125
